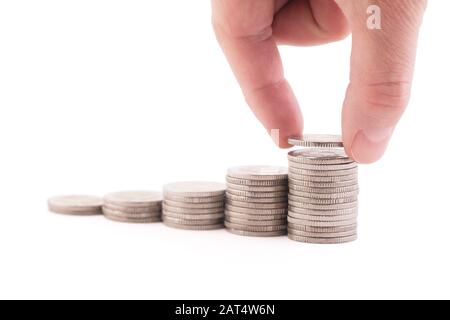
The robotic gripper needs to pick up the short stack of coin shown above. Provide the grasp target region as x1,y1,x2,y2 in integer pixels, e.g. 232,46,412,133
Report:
287,144,359,244
162,181,226,230
225,166,289,237
48,195,103,216
103,191,163,223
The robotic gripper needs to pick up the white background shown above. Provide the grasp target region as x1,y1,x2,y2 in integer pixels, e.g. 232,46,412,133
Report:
0,1,449,299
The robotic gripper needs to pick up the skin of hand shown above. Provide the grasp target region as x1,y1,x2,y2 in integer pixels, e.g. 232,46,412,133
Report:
212,0,427,163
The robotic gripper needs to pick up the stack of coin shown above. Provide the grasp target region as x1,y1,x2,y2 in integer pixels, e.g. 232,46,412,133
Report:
48,195,103,215
225,166,289,237
287,142,359,244
162,181,226,230
103,191,163,223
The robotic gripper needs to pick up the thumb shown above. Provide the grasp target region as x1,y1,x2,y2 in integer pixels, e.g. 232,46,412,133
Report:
337,0,427,163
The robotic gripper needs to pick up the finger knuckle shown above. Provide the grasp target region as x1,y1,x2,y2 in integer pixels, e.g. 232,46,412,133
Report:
212,18,272,43
362,80,412,121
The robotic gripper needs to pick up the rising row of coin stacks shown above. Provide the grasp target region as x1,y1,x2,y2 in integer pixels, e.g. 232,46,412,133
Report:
103,191,163,223
287,148,359,244
162,182,226,230
225,166,289,237
47,134,360,244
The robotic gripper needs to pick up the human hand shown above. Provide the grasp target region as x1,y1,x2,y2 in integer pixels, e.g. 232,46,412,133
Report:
212,0,427,163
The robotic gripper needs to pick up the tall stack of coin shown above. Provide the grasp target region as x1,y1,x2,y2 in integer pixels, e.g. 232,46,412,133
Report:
287,135,359,244
103,191,163,223
162,181,226,230
225,166,289,237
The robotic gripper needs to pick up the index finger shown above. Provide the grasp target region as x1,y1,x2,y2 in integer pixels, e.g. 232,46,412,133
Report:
212,0,303,147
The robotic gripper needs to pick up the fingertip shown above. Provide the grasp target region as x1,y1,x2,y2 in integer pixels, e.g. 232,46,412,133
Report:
268,128,301,149
345,127,394,164
341,82,399,164
277,140,295,149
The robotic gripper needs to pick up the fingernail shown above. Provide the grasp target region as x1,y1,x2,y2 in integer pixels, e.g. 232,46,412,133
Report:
350,126,394,163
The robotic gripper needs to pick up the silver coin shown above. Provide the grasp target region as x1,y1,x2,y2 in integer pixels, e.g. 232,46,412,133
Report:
162,203,224,214
163,199,224,209
225,216,286,227
288,211,358,222
289,184,359,194
102,207,161,218
164,194,225,203
289,189,359,199
288,234,357,244
289,194,358,205
225,210,287,221
226,228,287,237
226,176,288,186
226,182,288,192
48,195,103,215
104,213,162,224
288,166,358,177
288,223,357,233
225,221,287,232
288,206,358,216
227,199,288,209
288,228,356,238
104,191,162,208
48,207,103,216
103,203,161,214
288,134,344,148
226,193,287,203
288,173,358,183
226,188,288,198
288,148,352,165
225,204,288,215
163,221,224,231
289,201,358,211
162,211,224,220
289,197,358,206
163,216,223,226
227,166,288,181
288,161,357,172
288,216,357,227
163,181,226,197
288,178,357,189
